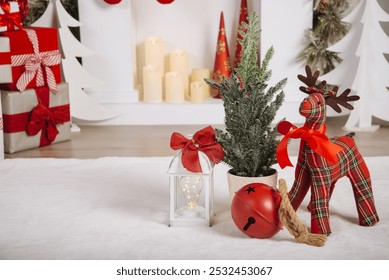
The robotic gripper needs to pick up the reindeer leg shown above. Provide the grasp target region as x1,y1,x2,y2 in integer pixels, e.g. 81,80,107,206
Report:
308,180,336,212
289,159,311,211
347,157,379,227
309,159,333,235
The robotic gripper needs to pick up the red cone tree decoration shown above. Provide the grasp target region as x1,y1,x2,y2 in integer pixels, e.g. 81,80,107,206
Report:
212,12,232,98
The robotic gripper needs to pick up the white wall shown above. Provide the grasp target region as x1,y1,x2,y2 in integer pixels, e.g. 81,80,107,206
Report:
78,0,138,104
260,0,312,123
133,0,261,90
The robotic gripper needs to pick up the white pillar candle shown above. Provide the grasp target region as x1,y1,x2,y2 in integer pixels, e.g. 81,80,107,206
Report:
145,36,164,76
165,71,185,103
143,65,163,103
191,68,211,98
169,50,189,99
190,81,207,103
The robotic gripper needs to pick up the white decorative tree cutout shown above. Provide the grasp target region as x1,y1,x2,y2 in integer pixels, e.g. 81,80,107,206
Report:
321,0,389,131
32,0,117,121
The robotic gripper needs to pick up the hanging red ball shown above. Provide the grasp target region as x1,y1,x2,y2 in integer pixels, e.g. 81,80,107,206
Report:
231,183,282,239
104,0,122,4
17,0,29,21
157,0,175,4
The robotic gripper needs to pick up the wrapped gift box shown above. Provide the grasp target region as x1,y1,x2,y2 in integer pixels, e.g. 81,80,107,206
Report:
0,27,62,92
1,83,71,153
0,1,23,32
0,37,12,83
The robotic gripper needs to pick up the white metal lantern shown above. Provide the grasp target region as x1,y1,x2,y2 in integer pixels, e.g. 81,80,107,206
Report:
168,150,214,226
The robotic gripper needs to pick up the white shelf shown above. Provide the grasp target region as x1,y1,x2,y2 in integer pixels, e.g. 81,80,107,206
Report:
73,97,303,126
73,98,225,126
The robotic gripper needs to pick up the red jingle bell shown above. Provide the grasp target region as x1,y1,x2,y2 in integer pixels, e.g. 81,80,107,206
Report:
231,183,282,238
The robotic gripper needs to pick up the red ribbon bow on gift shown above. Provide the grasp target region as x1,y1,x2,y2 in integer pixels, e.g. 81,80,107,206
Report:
276,120,343,169
170,126,224,173
0,2,23,31
11,28,61,92
26,103,68,145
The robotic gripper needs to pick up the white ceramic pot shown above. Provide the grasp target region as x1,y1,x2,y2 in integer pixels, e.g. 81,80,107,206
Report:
227,169,278,202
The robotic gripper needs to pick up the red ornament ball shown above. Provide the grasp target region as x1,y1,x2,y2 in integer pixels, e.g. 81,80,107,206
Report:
157,0,175,4
104,0,122,4
231,183,283,239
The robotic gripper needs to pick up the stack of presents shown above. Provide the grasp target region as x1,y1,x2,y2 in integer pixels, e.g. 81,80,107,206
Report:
0,1,71,160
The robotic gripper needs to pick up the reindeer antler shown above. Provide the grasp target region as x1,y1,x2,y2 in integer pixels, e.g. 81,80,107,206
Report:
297,65,360,113
298,65,327,94
325,86,360,113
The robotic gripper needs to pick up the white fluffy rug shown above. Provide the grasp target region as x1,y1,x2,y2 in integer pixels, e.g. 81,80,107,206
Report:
0,156,388,260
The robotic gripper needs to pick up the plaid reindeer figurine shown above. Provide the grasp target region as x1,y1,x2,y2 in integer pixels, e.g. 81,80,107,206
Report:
276,66,379,235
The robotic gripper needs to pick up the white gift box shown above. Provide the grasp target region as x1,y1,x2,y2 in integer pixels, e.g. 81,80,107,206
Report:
1,83,71,154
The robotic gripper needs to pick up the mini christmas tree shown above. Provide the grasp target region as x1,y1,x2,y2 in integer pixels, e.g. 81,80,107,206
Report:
234,0,249,68
206,12,287,177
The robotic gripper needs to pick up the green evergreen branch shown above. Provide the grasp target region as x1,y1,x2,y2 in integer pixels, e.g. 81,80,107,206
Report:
297,0,351,74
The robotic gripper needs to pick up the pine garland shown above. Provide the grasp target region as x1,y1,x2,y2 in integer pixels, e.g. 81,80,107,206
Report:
23,0,79,26
206,12,287,177
297,0,351,74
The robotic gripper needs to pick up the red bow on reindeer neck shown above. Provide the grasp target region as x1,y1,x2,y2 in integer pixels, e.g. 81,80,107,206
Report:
170,126,224,173
276,121,343,169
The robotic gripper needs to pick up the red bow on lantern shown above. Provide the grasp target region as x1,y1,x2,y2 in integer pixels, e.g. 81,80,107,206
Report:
170,126,224,173
276,121,343,169
26,103,68,146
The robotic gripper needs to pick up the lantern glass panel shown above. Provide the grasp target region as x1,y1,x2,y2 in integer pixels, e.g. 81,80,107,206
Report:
168,151,214,226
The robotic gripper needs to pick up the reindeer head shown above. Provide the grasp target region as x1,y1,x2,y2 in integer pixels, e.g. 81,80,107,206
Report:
300,92,327,127
297,65,360,129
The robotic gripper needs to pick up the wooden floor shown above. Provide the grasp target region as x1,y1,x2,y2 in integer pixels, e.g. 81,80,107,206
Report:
4,116,389,159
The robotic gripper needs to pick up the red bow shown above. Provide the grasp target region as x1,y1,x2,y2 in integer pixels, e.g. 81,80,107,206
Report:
276,121,343,169
0,2,23,30
26,103,68,146
170,126,224,173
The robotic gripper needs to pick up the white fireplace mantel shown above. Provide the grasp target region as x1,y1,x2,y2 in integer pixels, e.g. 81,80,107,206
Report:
76,0,311,125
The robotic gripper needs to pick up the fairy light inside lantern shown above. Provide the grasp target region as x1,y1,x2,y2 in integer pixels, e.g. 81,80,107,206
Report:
168,150,214,226
179,175,203,212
